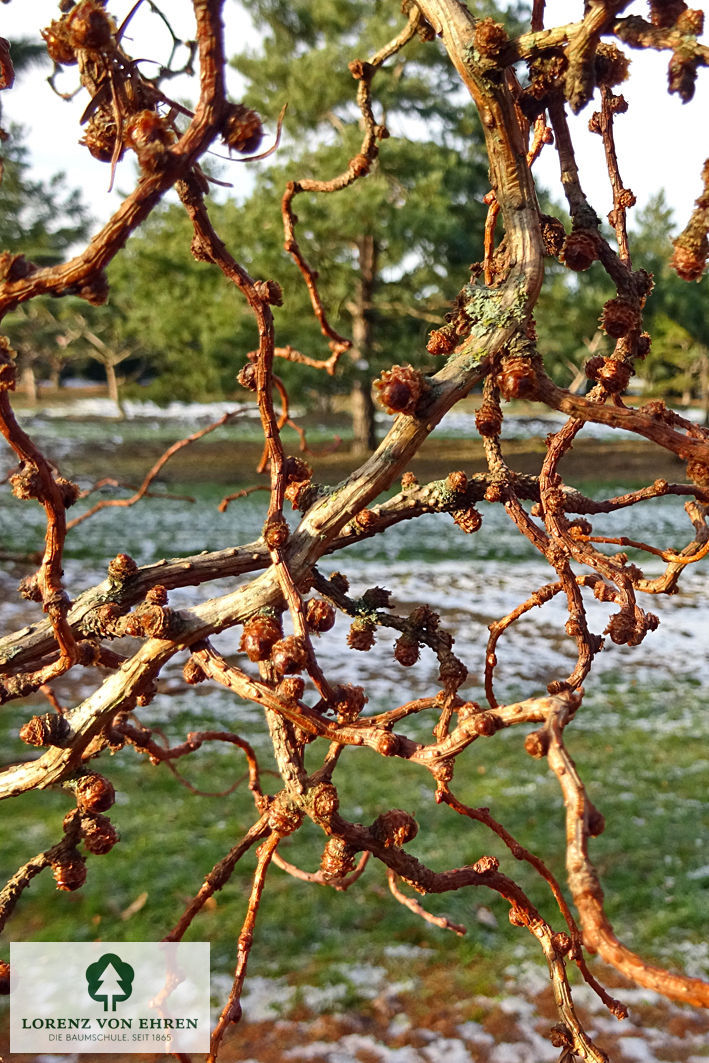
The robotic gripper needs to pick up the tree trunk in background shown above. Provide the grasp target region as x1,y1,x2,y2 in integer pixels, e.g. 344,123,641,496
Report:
349,235,378,456
19,364,38,402
700,348,709,427
105,361,125,420
351,378,376,454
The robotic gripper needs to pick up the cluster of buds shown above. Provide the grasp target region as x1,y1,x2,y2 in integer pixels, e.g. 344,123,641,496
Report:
585,355,633,394
331,683,367,724
475,394,503,437
81,111,123,164
426,324,458,356
438,650,468,691
393,603,442,667
562,229,599,272
452,506,482,534
353,508,377,532
263,513,290,549
409,604,439,635
473,17,509,58
42,1,115,65
370,809,418,848
237,359,258,391
319,836,357,881
446,470,467,497
68,773,116,814
125,110,175,173
221,103,264,155
495,354,537,401
359,586,392,610
670,174,709,281
51,849,87,892
594,43,630,87
668,51,698,102
0,251,37,283
524,728,550,759
9,463,43,502
17,573,42,602
240,613,283,661
107,552,139,584
687,459,709,490
599,297,639,339
539,214,567,259
589,93,629,136
394,632,419,667
305,597,336,632
308,782,339,824
285,455,315,509
518,51,567,120
374,364,427,416
267,797,304,837
605,606,659,646
120,600,174,639
19,712,71,748
276,675,306,703
254,279,283,306
271,635,309,676
347,616,376,651
65,809,120,855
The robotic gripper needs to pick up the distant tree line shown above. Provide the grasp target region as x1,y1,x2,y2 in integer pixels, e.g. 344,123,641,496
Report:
3,6,708,439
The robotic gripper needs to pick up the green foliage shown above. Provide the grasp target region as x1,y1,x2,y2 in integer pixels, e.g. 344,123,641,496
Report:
0,40,90,265
106,0,523,410
0,132,90,265
535,193,709,403
631,195,709,407
107,207,252,401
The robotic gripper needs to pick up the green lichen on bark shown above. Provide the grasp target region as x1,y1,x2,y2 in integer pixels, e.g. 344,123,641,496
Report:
463,280,528,338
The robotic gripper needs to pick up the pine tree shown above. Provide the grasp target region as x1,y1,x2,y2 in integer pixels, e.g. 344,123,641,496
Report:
229,0,512,451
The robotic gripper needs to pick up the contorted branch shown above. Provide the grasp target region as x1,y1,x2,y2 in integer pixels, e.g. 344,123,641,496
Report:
1,2,708,1060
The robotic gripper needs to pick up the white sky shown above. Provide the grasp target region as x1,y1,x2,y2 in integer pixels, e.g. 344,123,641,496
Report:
0,0,707,236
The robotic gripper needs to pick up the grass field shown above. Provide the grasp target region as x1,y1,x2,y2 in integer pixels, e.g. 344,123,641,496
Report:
1,412,707,1061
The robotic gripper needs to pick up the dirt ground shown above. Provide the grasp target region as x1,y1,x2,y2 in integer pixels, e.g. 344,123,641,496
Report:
3,960,708,1063
73,431,688,490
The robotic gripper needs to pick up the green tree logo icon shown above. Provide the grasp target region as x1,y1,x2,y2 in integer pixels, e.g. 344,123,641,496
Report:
85,953,135,1012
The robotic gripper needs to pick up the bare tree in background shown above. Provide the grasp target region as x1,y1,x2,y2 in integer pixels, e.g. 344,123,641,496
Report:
1,2,709,1061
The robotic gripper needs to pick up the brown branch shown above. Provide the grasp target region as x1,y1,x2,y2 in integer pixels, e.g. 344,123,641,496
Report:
546,701,709,1007
387,868,467,936
273,849,370,891
280,7,420,350
535,374,709,465
0,1,230,317
564,0,632,114
273,342,349,376
115,720,264,802
0,392,78,670
67,410,241,529
591,86,635,265
163,814,271,943
209,832,280,1061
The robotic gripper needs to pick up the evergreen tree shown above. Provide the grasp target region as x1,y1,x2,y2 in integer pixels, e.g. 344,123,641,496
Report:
629,195,709,415
0,39,91,389
107,0,518,432
228,0,513,450
535,193,709,410
0,134,90,264
0,38,90,263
